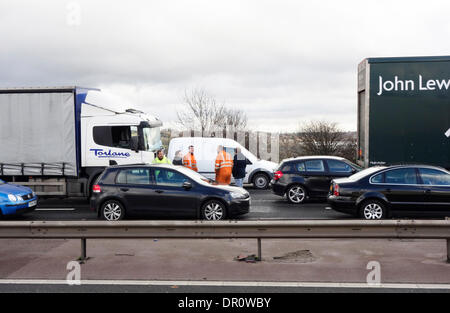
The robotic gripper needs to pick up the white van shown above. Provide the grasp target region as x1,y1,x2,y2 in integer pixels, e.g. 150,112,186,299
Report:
167,137,277,189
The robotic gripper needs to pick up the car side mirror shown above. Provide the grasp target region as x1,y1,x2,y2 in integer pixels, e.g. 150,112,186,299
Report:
182,181,192,190
109,160,118,166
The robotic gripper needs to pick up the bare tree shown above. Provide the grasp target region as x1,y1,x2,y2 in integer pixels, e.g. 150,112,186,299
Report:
177,89,219,134
177,88,247,135
297,120,357,162
278,132,303,160
299,121,342,155
222,107,248,130
337,132,357,163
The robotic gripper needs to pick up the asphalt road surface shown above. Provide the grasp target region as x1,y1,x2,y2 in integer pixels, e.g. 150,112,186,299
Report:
2,188,349,221
0,282,448,293
2,188,446,221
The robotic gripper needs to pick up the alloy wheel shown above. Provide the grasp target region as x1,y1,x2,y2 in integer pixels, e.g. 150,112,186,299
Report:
203,201,225,221
102,202,123,221
363,203,384,220
287,186,306,204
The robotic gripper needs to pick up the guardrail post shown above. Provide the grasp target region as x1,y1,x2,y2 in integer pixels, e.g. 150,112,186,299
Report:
447,218,450,263
257,238,262,261
79,238,87,262
447,238,449,263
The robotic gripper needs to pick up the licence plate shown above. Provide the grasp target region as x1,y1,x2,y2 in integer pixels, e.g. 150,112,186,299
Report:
28,200,37,207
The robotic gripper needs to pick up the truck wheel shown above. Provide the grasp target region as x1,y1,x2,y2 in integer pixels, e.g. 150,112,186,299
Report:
201,200,227,221
286,185,307,204
253,173,269,189
360,200,386,220
101,200,125,221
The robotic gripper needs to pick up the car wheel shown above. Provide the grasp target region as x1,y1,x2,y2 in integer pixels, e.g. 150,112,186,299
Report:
201,200,227,221
101,200,125,221
253,173,269,189
360,200,386,220
286,185,307,204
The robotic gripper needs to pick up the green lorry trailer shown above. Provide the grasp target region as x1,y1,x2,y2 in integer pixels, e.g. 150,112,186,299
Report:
357,56,450,169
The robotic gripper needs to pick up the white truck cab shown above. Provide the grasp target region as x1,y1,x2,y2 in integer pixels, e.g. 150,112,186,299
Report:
168,137,277,189
82,90,162,168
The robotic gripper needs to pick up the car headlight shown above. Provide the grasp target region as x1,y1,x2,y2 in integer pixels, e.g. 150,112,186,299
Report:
8,194,18,202
230,191,247,199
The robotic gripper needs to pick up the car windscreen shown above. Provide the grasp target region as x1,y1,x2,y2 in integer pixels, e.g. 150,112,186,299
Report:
346,161,363,171
173,166,213,185
347,166,386,181
239,146,257,163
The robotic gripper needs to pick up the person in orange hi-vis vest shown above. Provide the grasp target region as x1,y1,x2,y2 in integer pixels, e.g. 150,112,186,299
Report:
182,145,198,172
215,145,233,185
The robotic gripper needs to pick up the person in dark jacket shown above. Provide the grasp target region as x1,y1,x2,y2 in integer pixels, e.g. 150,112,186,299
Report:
232,147,251,188
172,150,183,165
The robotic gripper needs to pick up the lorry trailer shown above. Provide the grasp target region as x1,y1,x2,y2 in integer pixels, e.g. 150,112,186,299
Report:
357,56,450,169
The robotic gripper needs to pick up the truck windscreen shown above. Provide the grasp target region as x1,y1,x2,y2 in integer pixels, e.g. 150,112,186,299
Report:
143,127,162,152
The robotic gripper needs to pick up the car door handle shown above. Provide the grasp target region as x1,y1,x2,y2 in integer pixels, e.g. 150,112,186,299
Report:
155,190,164,194
120,188,129,192
424,189,432,194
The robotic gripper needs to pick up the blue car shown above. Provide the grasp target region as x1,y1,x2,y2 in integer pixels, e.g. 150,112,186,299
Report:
0,179,38,217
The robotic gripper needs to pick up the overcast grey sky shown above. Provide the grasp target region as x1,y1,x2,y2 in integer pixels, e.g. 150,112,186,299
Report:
1,0,450,132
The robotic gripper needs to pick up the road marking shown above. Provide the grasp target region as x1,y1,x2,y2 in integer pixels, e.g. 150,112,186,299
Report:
245,218,311,220
36,208,76,211
0,279,448,289
325,207,332,210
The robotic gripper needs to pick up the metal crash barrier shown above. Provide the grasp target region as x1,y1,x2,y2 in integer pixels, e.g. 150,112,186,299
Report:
0,220,448,262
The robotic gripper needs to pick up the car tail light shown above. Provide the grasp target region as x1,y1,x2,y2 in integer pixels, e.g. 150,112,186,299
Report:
274,171,283,180
333,183,340,196
92,184,101,193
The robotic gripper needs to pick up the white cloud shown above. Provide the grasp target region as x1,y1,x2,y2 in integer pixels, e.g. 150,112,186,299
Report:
1,0,450,132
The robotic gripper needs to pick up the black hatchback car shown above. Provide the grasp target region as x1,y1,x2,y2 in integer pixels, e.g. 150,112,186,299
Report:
328,165,450,219
270,156,362,204
90,164,250,221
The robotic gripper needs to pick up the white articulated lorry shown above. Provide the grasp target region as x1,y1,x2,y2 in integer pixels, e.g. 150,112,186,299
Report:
0,86,162,198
